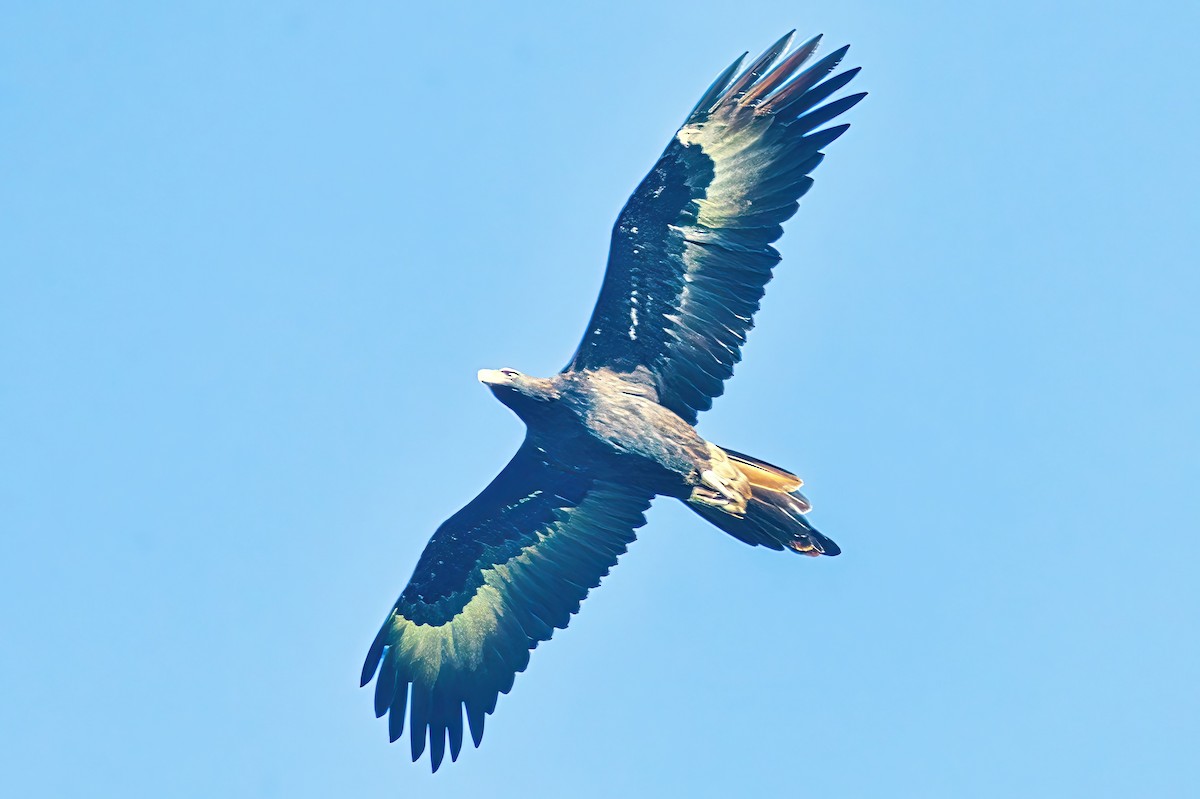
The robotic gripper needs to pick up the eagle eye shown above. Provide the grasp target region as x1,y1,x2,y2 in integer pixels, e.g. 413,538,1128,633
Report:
500,369,520,378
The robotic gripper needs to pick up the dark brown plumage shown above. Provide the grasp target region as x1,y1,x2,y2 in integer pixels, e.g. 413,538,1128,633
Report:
362,30,863,771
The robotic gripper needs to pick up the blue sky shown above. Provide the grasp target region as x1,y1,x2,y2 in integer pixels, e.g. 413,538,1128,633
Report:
3,2,1198,796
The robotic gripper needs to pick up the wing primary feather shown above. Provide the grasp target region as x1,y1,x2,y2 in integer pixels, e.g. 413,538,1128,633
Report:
781,67,861,119
791,92,867,135
428,719,447,772
360,619,390,687
373,651,397,718
409,683,430,762
483,671,504,713
757,173,815,206
388,683,408,743
722,30,795,103
428,685,453,773
739,34,822,106
465,696,487,747
447,700,465,762
768,45,851,112
799,122,852,153
497,665,518,695
687,52,748,123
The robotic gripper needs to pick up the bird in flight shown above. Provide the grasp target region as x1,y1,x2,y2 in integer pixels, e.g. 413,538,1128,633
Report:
361,30,864,771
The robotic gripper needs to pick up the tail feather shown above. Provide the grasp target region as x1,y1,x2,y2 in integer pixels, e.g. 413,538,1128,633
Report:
687,447,840,557
722,447,804,494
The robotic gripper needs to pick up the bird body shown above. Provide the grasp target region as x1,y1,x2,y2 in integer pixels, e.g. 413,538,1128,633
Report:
523,368,708,483
482,366,820,523
362,30,864,771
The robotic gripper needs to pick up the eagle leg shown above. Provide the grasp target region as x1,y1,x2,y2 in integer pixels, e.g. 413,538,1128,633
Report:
690,469,749,516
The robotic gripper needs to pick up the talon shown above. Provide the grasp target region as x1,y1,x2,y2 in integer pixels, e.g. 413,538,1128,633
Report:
701,470,740,502
693,488,728,506
693,469,748,515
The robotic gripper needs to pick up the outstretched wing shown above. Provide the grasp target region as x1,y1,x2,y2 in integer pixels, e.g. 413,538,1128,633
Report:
360,441,653,771
567,32,865,424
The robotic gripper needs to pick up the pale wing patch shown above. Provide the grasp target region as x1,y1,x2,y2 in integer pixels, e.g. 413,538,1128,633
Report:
676,115,784,227
374,480,649,762
669,116,786,365
385,583,504,683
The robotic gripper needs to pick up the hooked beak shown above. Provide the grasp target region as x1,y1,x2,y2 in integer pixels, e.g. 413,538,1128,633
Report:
477,369,508,386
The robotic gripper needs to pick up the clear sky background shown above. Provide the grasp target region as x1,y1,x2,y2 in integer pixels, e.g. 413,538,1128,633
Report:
3,2,1198,797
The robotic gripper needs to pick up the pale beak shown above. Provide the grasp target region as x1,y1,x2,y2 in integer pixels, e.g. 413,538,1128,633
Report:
477,369,508,386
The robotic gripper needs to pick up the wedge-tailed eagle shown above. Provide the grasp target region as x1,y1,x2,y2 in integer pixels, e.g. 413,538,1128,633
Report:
361,30,864,771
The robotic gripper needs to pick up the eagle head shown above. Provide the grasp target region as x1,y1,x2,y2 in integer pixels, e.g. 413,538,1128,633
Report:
477,368,559,417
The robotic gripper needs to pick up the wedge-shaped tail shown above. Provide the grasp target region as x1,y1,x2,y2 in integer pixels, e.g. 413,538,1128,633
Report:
686,447,840,556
